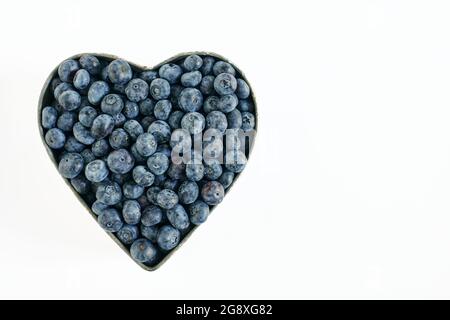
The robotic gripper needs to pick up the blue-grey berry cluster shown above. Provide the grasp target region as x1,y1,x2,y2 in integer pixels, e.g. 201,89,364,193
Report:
41,53,256,267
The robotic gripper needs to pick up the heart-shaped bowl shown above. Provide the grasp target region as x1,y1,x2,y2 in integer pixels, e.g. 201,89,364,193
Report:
38,52,257,271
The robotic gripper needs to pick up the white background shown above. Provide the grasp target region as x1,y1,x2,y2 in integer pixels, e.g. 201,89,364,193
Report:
1,0,450,299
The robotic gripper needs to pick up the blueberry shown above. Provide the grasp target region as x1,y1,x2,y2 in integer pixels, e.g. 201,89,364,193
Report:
178,180,199,204
98,208,123,232
236,78,250,99
163,179,181,191
54,82,73,100
147,152,169,175
92,200,109,215
130,239,157,263
91,114,114,139
226,109,242,129
79,54,101,75
156,189,178,209
183,54,203,71
159,63,183,84
58,90,81,111
218,170,234,189
64,136,85,152
185,162,205,182
237,99,254,113
167,163,186,180
181,71,202,87
133,165,155,187
179,112,205,136
58,59,79,82
78,106,97,127
218,94,238,113
189,200,210,225
122,200,141,225
169,84,184,106
51,78,63,92
85,159,109,182
96,181,122,205
166,204,189,230
125,78,149,102
141,205,163,226
45,128,66,149
201,181,225,205
130,143,147,163
57,112,76,132
73,69,90,90
139,98,155,116
109,128,130,150
139,70,158,83
81,149,96,163
146,186,161,204
88,81,110,105
70,174,90,194
156,144,172,158
206,111,228,134
203,95,219,113
117,225,139,245
91,139,110,157
123,119,144,140
154,100,172,120
101,66,109,81
135,132,157,157
123,101,139,119
141,116,156,131
41,106,58,129
225,150,247,173
147,120,171,144
204,160,223,180
157,225,180,251
199,75,215,95
241,112,255,131
107,149,135,174
213,61,236,76
214,73,237,95
123,182,144,200
168,110,184,129
200,56,215,75
150,78,171,100
58,152,84,178
107,59,133,84
101,94,124,115
141,225,158,242
178,88,203,112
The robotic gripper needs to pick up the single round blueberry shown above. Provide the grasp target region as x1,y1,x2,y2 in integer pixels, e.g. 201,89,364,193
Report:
88,81,110,105
85,159,109,182
181,112,205,135
135,133,157,157
166,204,189,230
226,109,242,129
107,59,132,84
200,56,215,75
214,73,237,95
107,149,135,174
168,110,184,130
123,182,144,200
147,120,171,144
237,99,254,113
178,180,199,204
225,150,247,173
186,162,205,182
156,189,179,209
218,94,238,113
125,78,149,102
141,205,163,227
92,200,109,215
241,112,256,131
146,186,161,205
123,119,144,140
41,106,58,129
96,181,122,205
122,200,141,225
167,163,186,180
159,63,183,84
178,88,203,112
78,106,97,127
219,170,235,189
70,174,90,195
141,225,158,242
236,78,250,99
206,111,228,134
147,152,169,175
139,70,158,83
64,136,85,152
130,238,157,263
91,139,110,157
150,78,171,100
73,69,90,90
213,61,236,76
58,90,81,111
90,114,114,140
81,149,96,163
98,208,123,232
204,161,223,180
58,152,84,178
203,95,219,113
139,98,154,116
189,200,210,225
181,71,202,87
200,181,224,207
57,112,76,132
109,128,130,150
183,54,203,71
79,54,101,75
53,82,73,100
199,75,215,95
157,225,180,251
45,128,66,149
154,100,172,120
58,59,79,82
101,94,124,115
133,165,155,187
123,101,139,119
117,225,139,245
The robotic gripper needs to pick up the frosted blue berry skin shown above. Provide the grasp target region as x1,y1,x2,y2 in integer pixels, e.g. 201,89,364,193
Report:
138,98,154,116
123,119,144,140
218,94,238,113
109,128,130,150
122,200,141,225
81,149,96,163
70,173,90,195
42,106,58,129
237,99,254,113
236,78,250,99
73,69,90,90
139,70,158,83
200,56,215,75
189,200,210,225
203,95,219,113
91,200,108,215
135,133,157,157
166,204,190,230
107,59,133,85
225,150,247,173
125,78,149,102
241,112,256,131
96,181,122,205
146,186,161,205
133,165,155,187
199,75,215,95
181,71,202,87
58,152,84,178
45,128,66,149
141,205,163,227
141,225,158,242
226,109,242,129
101,94,124,115
98,208,123,232
213,61,236,76
54,82,73,100
169,84,183,106
79,54,101,75
206,111,228,134
219,170,234,189
85,159,109,183
186,162,205,182
156,189,179,209
130,239,157,263
78,106,97,127
168,110,184,129
150,78,171,100
107,149,135,174
181,112,205,135
92,139,110,157
183,54,203,71
58,59,79,82
148,120,171,144
123,182,144,199
167,163,186,180
159,63,183,84
88,81,110,105
204,161,223,180
201,181,225,205
57,112,77,132
178,88,203,112
163,179,180,191
157,225,181,251
59,90,81,111
64,136,85,152
123,101,139,119
214,73,237,95
117,225,139,245
141,116,155,131
178,180,199,204
130,144,147,163
90,114,114,140
154,100,172,120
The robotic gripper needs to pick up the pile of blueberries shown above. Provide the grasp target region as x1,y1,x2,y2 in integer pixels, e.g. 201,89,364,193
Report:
40,53,256,266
